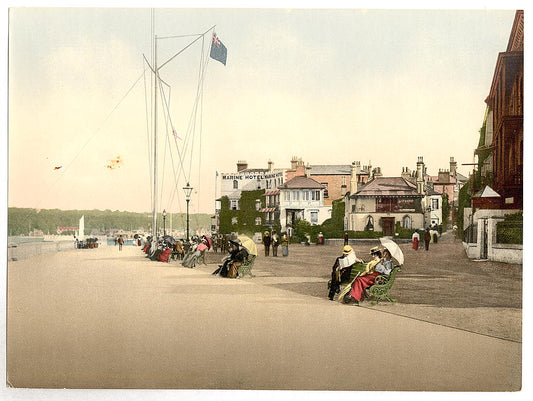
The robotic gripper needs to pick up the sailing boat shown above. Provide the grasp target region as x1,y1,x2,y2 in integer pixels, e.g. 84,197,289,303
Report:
145,16,227,244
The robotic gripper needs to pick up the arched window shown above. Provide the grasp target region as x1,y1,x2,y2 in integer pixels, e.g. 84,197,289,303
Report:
233,180,239,189
255,217,262,226
402,215,412,229
365,215,374,231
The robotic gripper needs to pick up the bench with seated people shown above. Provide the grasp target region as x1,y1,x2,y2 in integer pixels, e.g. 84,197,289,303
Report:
328,246,401,305
237,254,256,278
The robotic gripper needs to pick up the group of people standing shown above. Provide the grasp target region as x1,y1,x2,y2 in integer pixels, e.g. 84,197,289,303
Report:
262,230,289,257
411,224,441,251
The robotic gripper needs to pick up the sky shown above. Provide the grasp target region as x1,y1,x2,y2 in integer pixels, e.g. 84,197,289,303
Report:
7,4,522,215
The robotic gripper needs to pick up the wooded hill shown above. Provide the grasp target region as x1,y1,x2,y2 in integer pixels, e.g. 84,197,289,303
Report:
7,208,212,236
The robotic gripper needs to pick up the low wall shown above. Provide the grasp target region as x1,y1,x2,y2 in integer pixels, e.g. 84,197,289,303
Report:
491,244,523,264
462,242,479,259
7,241,77,261
462,241,522,264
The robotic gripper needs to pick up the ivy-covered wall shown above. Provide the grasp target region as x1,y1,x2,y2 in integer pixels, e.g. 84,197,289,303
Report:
218,190,275,236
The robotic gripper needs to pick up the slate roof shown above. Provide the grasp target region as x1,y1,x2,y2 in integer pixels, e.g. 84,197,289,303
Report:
354,177,422,197
279,176,324,189
309,165,352,175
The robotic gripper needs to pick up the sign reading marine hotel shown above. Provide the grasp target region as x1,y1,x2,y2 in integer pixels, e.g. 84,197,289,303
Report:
220,170,285,194
221,171,283,181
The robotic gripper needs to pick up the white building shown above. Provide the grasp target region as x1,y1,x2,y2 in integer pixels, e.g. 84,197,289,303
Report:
217,160,285,210
278,175,331,235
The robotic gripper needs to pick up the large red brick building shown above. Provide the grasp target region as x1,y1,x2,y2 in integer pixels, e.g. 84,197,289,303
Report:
479,10,523,209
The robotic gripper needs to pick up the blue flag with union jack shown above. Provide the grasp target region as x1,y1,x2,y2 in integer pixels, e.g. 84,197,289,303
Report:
210,33,227,66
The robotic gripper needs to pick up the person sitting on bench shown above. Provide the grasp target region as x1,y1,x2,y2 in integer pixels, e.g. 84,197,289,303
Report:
328,245,364,301
342,246,383,305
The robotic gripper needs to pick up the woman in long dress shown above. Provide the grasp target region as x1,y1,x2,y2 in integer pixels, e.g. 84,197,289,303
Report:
412,230,420,250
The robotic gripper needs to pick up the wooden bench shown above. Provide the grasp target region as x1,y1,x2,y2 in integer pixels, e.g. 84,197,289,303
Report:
238,255,256,278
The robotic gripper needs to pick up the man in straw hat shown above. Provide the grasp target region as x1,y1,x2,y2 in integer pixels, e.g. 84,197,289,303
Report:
328,245,364,301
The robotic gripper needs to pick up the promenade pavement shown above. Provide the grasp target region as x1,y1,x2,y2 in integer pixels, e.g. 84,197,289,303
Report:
6,232,522,392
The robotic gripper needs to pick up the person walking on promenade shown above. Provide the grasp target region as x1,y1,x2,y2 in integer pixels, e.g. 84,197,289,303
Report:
424,228,431,251
118,235,124,251
412,230,420,250
318,232,324,245
271,231,279,257
263,231,271,257
344,232,349,246
281,232,289,257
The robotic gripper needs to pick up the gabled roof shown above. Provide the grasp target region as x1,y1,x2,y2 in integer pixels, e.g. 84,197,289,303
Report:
279,175,324,189
354,177,422,197
472,186,501,198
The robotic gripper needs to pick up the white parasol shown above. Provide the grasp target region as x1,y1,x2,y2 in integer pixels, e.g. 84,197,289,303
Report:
237,234,258,256
379,237,404,265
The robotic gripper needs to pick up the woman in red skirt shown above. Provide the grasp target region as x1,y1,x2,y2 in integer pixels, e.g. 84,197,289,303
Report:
343,246,382,305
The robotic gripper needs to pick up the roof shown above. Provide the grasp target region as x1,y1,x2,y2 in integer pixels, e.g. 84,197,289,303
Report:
309,165,351,175
354,177,422,197
279,175,324,189
455,172,468,182
472,186,501,198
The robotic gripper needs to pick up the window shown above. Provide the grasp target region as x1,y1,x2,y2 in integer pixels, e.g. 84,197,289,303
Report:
255,199,261,211
310,210,319,223
293,191,299,201
402,215,412,229
311,190,320,201
303,191,309,201
432,198,439,210
365,216,374,231
284,191,290,201
321,183,329,198
257,179,261,190
233,180,239,189
255,217,262,225
231,200,239,210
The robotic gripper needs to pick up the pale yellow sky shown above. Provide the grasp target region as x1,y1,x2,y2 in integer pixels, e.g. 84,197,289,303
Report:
7,6,518,215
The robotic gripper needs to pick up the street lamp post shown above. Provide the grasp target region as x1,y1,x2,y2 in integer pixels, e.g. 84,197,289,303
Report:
183,182,193,241
162,209,167,236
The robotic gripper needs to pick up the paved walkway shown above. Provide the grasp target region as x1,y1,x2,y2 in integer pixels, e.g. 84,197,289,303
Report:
5,235,522,392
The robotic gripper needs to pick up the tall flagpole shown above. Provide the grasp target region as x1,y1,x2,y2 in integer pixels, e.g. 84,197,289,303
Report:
152,30,159,240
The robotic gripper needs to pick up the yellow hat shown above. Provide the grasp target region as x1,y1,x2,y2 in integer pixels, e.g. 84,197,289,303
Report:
342,245,353,254
369,246,381,254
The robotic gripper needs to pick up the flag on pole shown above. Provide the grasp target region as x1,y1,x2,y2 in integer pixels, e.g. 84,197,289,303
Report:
210,33,227,66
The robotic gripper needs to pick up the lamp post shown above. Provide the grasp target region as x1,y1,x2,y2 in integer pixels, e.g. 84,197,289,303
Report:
183,182,193,241
162,209,167,236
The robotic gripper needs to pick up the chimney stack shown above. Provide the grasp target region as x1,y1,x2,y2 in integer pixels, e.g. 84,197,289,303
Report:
450,156,457,178
237,160,248,172
416,156,425,194
350,161,360,194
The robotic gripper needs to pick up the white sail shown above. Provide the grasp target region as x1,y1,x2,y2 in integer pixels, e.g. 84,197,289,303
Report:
79,215,85,241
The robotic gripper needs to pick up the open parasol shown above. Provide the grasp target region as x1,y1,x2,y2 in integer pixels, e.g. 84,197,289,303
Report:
202,235,213,249
163,235,176,246
237,234,258,256
379,237,404,265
